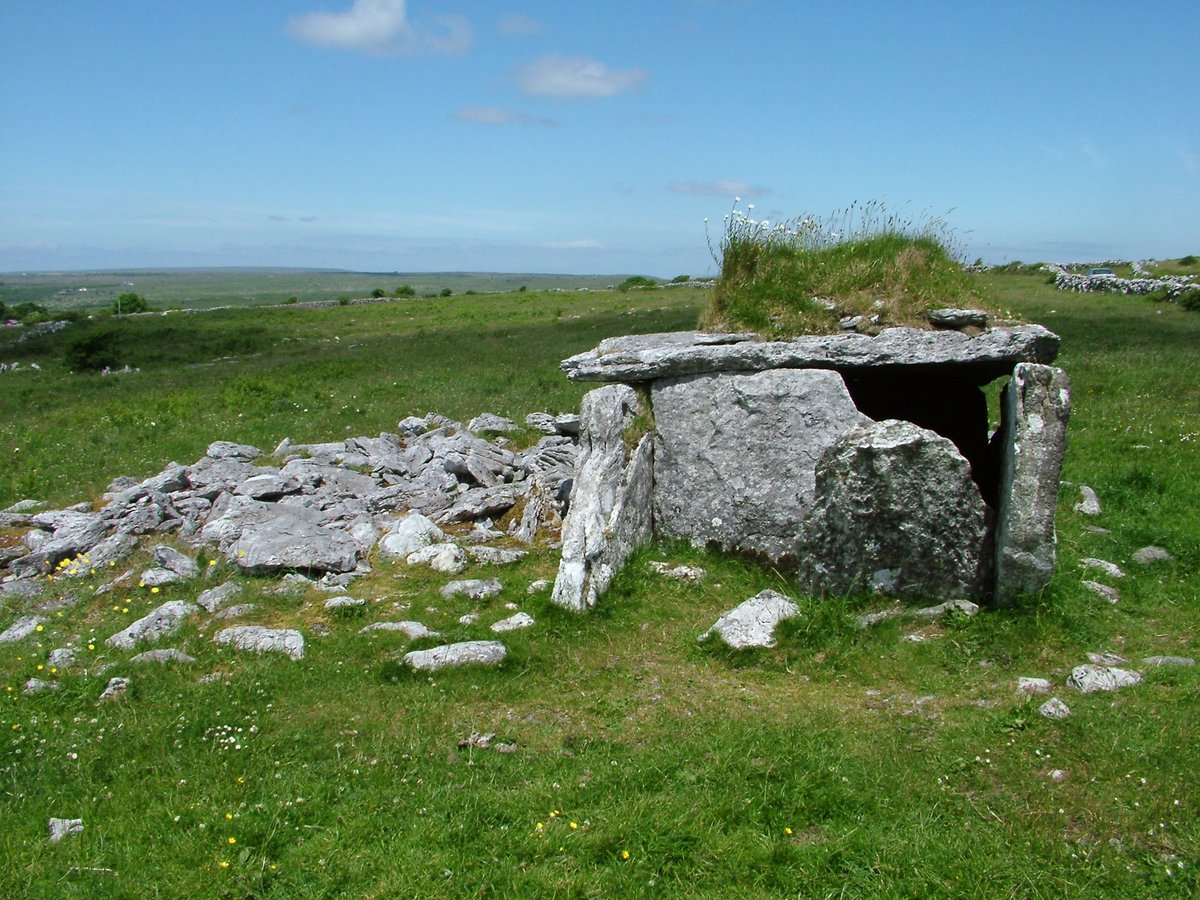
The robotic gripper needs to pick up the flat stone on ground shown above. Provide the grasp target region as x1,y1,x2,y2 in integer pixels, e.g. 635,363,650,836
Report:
698,589,801,650
213,626,304,660
403,640,507,671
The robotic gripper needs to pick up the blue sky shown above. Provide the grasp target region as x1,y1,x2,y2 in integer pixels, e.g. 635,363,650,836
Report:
2,1,1197,276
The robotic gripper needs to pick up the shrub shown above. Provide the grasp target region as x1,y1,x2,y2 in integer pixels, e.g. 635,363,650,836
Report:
337,296,351,306
671,274,691,283
617,276,658,292
518,285,527,293
1179,287,1200,312
285,296,299,304
395,285,415,297
112,292,150,315
702,199,991,336
1179,254,1197,266
371,288,386,298
64,327,121,372
439,288,452,297
8,301,48,324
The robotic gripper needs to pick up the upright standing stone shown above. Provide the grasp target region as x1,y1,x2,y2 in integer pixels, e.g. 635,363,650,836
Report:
552,385,654,611
651,369,868,562
796,420,989,600
994,364,1070,604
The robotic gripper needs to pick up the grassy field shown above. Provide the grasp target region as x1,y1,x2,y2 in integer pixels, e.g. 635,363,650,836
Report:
0,269,649,314
1,275,1197,897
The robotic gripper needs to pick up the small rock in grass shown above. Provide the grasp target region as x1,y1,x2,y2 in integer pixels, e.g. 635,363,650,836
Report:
490,612,535,633
927,308,989,329
467,546,527,566
1074,485,1102,516
699,589,800,650
0,616,44,644
360,621,439,640
48,818,84,843
211,603,258,621
910,598,980,620
1017,677,1052,696
98,677,130,703
648,561,706,581
403,640,507,672
213,626,304,660
1081,558,1125,579
1048,769,1067,783
1039,697,1071,720
526,579,551,595
48,647,78,670
458,613,478,625
151,545,199,578
440,579,502,601
458,731,496,749
468,413,518,433
197,581,241,613
1142,655,1195,668
324,595,366,613
106,601,198,650
407,543,468,574
140,567,182,587
1081,580,1119,603
1086,651,1128,666
1067,664,1142,693
131,648,197,665
1132,545,1173,566
24,677,60,695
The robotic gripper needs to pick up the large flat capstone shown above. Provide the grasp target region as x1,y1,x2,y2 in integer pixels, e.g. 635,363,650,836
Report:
652,368,868,562
562,326,1059,384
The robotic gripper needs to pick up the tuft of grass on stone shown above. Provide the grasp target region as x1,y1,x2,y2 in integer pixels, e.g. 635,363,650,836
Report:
702,199,997,337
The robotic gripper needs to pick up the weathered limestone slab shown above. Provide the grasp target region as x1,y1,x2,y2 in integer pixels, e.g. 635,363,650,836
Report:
1067,664,1142,693
562,325,1059,384
796,420,989,600
552,385,654,611
106,600,199,650
652,369,868,561
698,589,801,649
213,625,305,660
993,364,1071,604
403,640,507,671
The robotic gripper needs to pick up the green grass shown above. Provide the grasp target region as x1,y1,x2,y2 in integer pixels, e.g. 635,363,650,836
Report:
2,273,1198,897
703,201,994,336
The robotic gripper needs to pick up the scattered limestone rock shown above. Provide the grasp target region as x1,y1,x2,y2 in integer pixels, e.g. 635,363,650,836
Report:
1074,485,1102,517
98,677,129,703
48,647,78,670
24,677,60,695
467,546,527,566
526,579,550,595
1086,651,1128,666
106,601,198,650
213,626,304,660
1039,697,1071,720
927,308,988,329
403,640,507,671
649,562,706,581
458,613,478,625
1142,656,1195,668
910,598,980,620
211,603,258,621
1067,664,1142,693
131,648,197,665
1082,580,1120,604
205,440,263,461
360,621,439,640
197,581,241,613
490,612,535,633
324,596,366,613
140,567,183,587
440,579,502,601
1017,677,1053,696
0,615,44,644
48,818,84,843
468,413,518,433
377,512,445,560
1048,768,1067,782
1132,545,1173,566
151,545,199,578
698,589,801,650
406,543,468,574
1081,558,1125,579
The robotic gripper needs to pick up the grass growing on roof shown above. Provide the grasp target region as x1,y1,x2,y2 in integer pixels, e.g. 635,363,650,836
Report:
702,199,997,337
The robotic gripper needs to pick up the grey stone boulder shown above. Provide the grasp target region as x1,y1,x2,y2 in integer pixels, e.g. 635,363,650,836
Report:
491,612,535,633
468,413,519,433
796,420,989,600
1081,580,1120,604
700,592,801,648
205,441,263,461
652,368,869,562
467,546,527,566
1132,545,1173,565
1067,664,1142,693
196,581,241,613
98,677,130,703
403,640,507,671
106,600,199,650
1017,677,1053,696
213,626,304,660
233,471,302,501
1074,485,1102,517
49,818,84,844
993,364,1071,603
698,589,801,650
140,567,183,587
24,677,60,695
1039,697,1071,720
130,648,197,665
927,309,988,329
552,384,654,611
1142,656,1195,668
324,596,366,613
0,615,44,644
210,603,258,621
205,496,360,573
1081,558,1125,579
440,579,502,600
406,543,468,574
48,647,78,670
11,511,110,576
360,621,439,639
55,532,138,576
437,484,526,525
377,511,445,560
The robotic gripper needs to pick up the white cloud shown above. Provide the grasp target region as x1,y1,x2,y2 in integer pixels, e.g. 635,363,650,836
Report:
498,14,544,37
453,106,560,127
286,0,471,56
517,54,648,98
669,180,769,198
